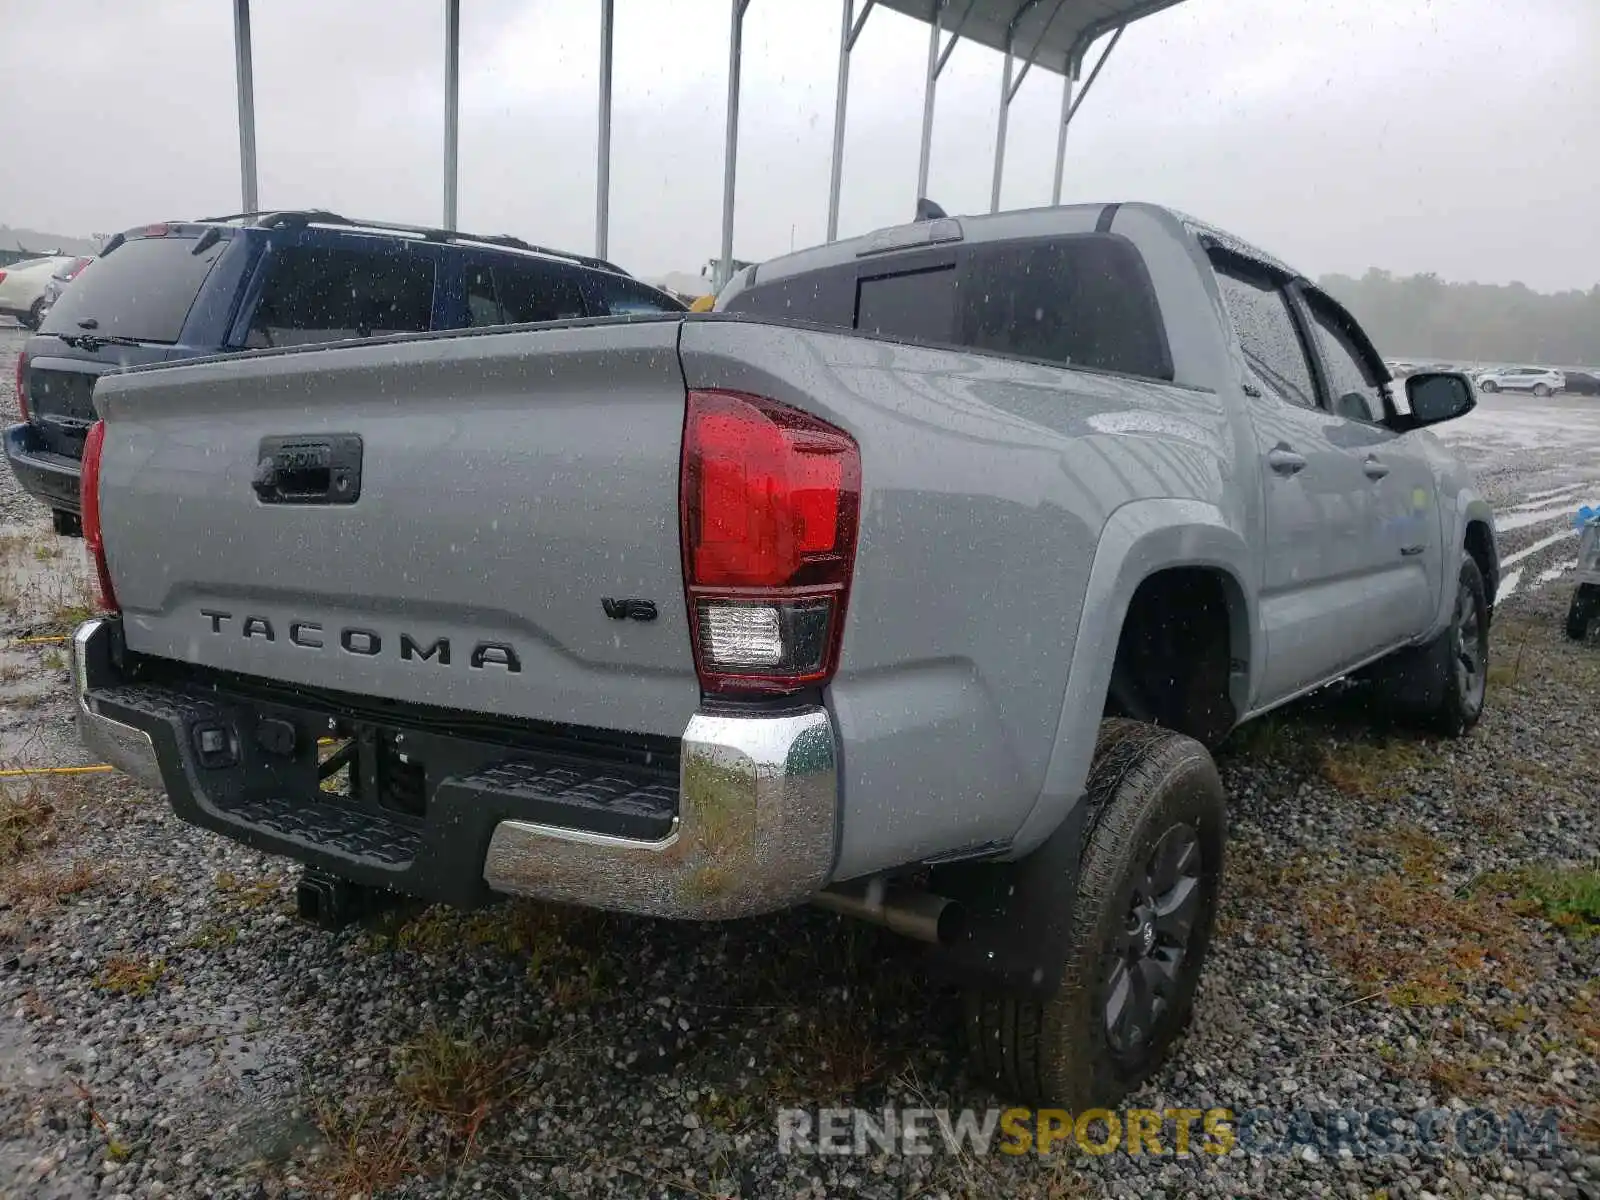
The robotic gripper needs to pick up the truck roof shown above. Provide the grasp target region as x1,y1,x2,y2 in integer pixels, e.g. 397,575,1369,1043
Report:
733,201,1310,293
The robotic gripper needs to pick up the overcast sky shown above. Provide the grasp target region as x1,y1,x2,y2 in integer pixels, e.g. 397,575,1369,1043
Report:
1,0,1595,291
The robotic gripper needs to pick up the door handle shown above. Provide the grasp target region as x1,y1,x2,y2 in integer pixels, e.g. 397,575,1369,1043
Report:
1363,456,1390,480
1266,446,1307,476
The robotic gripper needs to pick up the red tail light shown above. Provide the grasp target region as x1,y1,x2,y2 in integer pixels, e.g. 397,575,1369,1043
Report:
14,351,27,422
680,389,860,695
81,420,119,612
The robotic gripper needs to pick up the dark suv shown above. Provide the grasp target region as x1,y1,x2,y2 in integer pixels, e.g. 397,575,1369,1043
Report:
7,210,683,534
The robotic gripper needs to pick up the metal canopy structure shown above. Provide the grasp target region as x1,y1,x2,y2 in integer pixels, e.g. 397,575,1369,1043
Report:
228,0,1185,291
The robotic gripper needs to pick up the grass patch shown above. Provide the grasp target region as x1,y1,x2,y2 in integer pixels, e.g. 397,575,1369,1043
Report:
41,649,64,672
1318,737,1428,800
390,901,614,1008
1473,864,1600,940
312,1101,421,1197
395,1023,531,1146
0,785,53,861
1305,866,1526,1008
182,922,240,950
1,860,102,906
214,870,284,910
1218,714,1314,765
96,955,169,997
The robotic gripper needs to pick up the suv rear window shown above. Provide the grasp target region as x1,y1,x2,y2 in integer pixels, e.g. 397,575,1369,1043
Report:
245,243,436,348
40,235,226,344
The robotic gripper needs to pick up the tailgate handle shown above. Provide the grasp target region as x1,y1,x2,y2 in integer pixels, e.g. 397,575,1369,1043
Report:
253,435,363,505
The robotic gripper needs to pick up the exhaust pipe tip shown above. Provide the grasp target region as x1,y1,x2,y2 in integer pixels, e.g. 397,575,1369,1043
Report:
812,881,965,945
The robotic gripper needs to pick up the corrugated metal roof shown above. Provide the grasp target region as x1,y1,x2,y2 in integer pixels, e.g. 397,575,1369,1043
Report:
878,0,1184,76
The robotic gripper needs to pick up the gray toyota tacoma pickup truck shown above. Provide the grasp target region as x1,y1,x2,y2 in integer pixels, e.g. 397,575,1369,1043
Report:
71,201,1497,1107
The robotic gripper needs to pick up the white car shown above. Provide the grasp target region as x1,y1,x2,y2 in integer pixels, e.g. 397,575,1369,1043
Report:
1475,366,1564,397
0,256,75,329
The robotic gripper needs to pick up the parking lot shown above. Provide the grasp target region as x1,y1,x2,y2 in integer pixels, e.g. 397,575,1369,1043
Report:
0,320,1595,1199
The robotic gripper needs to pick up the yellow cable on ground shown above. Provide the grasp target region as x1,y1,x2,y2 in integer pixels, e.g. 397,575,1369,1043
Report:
1,742,339,778
0,764,115,778
11,635,69,645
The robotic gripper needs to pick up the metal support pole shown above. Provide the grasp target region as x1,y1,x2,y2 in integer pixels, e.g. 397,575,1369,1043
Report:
915,0,942,202
443,0,460,230
1050,69,1074,205
989,35,1013,214
825,0,875,242
1063,24,1125,129
718,0,752,290
596,0,614,258
826,0,853,242
1050,25,1124,206
232,0,258,213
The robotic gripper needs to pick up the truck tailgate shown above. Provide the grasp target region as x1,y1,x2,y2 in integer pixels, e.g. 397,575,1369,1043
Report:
92,319,700,736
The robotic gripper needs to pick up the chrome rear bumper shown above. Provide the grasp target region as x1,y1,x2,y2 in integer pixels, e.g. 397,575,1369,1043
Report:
483,707,839,918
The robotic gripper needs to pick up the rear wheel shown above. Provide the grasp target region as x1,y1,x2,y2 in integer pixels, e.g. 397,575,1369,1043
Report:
1568,584,1598,642
22,298,45,330
1533,383,1552,398
964,720,1225,1107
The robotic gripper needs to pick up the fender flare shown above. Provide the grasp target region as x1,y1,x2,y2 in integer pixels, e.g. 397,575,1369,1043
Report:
926,500,1253,994
1013,498,1255,857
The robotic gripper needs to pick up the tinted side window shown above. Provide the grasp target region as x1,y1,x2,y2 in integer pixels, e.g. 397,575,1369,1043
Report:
1211,262,1318,409
247,244,435,347
495,261,587,324
466,265,501,327
590,273,685,316
1305,296,1384,423
40,235,226,344
855,266,957,342
960,236,1173,380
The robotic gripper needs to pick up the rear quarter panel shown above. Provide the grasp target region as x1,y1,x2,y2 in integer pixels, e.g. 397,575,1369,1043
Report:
679,316,1250,880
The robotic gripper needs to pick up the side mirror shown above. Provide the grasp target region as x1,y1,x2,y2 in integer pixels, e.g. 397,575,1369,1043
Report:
1403,371,1476,427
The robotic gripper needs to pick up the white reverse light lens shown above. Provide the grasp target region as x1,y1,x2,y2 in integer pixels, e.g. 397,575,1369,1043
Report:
700,603,784,667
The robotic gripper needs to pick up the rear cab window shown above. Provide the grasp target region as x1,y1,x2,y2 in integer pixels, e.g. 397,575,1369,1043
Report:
39,233,227,344
727,232,1173,382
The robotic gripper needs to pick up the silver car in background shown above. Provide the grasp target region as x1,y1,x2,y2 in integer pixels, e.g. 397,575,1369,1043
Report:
36,255,95,321
1475,366,1565,396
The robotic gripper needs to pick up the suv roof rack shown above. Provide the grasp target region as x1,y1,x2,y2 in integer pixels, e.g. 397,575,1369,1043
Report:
191,209,631,277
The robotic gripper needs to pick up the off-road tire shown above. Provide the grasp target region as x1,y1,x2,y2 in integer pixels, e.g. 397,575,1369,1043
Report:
964,719,1226,1108
1372,558,1490,736
1568,584,1598,642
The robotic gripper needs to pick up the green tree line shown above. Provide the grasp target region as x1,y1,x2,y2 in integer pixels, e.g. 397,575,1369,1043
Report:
1317,270,1600,367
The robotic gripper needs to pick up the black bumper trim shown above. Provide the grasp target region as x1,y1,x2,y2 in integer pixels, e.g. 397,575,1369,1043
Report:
89,679,680,909
4,421,82,514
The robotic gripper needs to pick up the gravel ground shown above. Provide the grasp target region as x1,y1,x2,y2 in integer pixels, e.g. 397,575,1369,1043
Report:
1,323,1597,1199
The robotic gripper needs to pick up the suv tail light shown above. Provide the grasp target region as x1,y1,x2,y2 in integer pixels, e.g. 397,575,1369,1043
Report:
81,420,118,612
14,350,28,422
680,389,860,695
